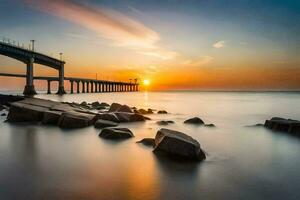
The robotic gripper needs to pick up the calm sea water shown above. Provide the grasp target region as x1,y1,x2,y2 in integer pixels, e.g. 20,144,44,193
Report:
1,91,300,200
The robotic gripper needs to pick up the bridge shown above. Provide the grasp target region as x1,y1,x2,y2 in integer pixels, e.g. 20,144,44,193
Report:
0,40,138,95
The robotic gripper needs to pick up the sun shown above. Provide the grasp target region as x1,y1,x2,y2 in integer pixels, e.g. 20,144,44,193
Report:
143,79,150,86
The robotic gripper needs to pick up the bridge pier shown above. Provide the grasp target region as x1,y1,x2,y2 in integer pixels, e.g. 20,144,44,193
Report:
82,81,85,93
57,64,66,95
86,82,90,93
23,57,37,96
70,80,74,94
76,81,80,93
90,81,94,93
47,80,51,94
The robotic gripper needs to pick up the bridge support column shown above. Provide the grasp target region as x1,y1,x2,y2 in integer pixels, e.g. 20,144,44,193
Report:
91,81,94,93
86,82,90,93
47,80,51,94
23,57,37,96
70,80,74,94
57,64,66,95
82,81,85,93
76,81,80,93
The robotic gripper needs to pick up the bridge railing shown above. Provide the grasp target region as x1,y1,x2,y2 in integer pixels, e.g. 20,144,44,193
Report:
0,37,62,61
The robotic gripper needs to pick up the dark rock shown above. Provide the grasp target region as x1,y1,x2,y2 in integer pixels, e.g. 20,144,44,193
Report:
42,110,62,125
184,117,204,125
1,113,7,116
136,138,155,146
117,105,133,113
114,112,146,122
156,120,174,126
58,111,96,129
108,103,122,112
0,105,4,111
264,117,300,135
157,110,168,114
205,124,216,127
94,119,118,128
0,94,24,105
245,123,264,127
7,102,48,122
137,109,148,114
99,128,134,139
80,101,88,106
96,113,120,123
100,102,110,107
147,109,154,114
153,128,206,161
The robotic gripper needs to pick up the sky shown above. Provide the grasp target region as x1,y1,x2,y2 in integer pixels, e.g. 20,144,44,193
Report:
0,0,300,91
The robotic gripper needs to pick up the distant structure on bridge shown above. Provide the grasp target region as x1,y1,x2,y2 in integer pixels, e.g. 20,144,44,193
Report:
0,39,139,95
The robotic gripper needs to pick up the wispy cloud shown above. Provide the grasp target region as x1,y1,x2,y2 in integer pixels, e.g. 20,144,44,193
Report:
139,50,178,60
182,56,214,67
25,0,160,49
213,40,226,48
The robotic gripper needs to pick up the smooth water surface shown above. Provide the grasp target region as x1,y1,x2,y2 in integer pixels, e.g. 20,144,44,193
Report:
1,91,300,200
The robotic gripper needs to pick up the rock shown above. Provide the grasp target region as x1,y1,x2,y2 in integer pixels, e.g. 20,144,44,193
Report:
157,110,168,114
96,113,120,123
114,112,146,122
58,111,96,129
91,101,101,107
0,105,4,111
137,109,148,114
100,102,110,107
0,94,24,105
94,119,118,128
147,109,154,114
156,120,174,126
264,117,300,135
99,128,134,139
117,105,133,113
7,102,48,122
80,101,88,106
136,138,155,146
153,128,206,161
42,110,62,125
1,113,7,116
245,123,264,127
108,103,122,112
184,117,204,125
205,124,215,127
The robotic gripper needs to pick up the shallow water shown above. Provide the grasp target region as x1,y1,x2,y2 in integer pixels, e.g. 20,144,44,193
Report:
1,91,300,200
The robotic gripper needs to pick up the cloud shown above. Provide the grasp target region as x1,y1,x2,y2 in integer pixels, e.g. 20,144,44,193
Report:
182,56,214,67
213,40,226,48
25,0,160,49
139,50,178,60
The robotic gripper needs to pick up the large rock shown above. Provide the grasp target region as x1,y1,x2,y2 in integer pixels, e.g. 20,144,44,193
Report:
117,105,133,113
58,111,96,129
42,110,62,125
94,119,118,128
153,128,206,161
264,117,300,135
184,117,204,125
99,128,134,139
114,112,146,122
96,113,120,123
7,102,48,122
157,110,168,114
108,103,122,112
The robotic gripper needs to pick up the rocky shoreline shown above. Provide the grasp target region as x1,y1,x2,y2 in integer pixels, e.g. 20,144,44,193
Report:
1,94,300,162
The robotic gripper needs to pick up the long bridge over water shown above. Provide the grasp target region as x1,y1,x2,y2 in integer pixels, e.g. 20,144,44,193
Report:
0,39,139,95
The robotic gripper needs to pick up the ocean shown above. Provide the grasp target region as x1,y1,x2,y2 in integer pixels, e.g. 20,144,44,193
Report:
1,91,300,200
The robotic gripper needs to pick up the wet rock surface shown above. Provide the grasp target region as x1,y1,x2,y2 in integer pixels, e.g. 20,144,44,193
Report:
99,128,134,139
136,138,155,146
58,111,96,129
184,117,204,125
153,128,206,161
156,120,174,126
264,117,300,135
94,119,119,129
157,110,168,114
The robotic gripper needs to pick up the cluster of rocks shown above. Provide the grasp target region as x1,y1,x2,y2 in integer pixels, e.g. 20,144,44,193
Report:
137,128,206,162
264,117,300,135
6,98,149,129
184,117,215,127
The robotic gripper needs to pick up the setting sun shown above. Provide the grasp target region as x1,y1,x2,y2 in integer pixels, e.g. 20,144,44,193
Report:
143,79,150,86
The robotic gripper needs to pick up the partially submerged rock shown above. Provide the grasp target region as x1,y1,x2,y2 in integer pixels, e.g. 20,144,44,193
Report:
205,124,216,127
114,112,146,122
264,117,300,135
153,128,206,161
117,105,133,113
42,110,62,125
94,119,118,129
1,113,7,116
156,120,174,126
96,113,120,123
137,108,153,115
184,117,204,125
58,111,96,129
136,138,155,146
108,103,122,112
157,110,168,114
99,128,134,139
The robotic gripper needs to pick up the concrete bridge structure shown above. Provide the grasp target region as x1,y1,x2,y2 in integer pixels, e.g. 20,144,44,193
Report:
0,40,138,95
